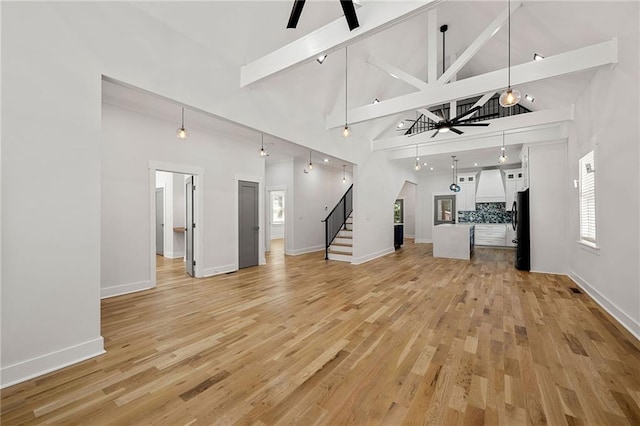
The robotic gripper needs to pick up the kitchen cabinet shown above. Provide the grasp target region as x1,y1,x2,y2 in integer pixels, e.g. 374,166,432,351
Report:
455,173,477,211
474,224,507,246
504,169,524,211
433,224,475,260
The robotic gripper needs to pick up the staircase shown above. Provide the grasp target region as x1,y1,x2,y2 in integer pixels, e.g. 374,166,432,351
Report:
323,184,353,263
328,215,353,262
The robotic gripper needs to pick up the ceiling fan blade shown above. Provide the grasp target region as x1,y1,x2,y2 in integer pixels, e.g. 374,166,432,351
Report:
286,0,306,28
430,129,440,138
456,113,499,123
340,0,360,31
454,123,491,127
451,105,482,122
450,127,464,135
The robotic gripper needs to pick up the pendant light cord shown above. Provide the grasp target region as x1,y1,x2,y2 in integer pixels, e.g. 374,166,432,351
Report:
507,0,511,88
181,107,185,128
345,46,348,127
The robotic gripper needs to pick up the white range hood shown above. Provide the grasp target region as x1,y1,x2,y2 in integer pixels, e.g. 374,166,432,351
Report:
475,169,506,203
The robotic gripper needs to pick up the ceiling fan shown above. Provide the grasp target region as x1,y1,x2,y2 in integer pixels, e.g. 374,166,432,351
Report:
287,0,359,31
427,106,497,138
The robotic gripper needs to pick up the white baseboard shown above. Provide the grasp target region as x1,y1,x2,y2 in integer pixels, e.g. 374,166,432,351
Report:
285,245,324,256
101,280,154,299
352,247,395,265
1,337,105,389
568,270,640,341
163,251,184,259
415,239,432,244
203,263,236,277
405,233,415,238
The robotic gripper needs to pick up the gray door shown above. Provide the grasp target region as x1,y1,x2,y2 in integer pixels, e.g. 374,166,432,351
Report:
239,180,259,269
155,188,164,255
185,176,195,276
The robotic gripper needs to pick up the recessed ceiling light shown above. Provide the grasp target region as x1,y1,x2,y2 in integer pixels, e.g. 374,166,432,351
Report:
389,73,399,79
373,98,380,104
474,162,478,166
430,167,434,171
397,122,404,128
451,164,454,169
525,94,535,102
423,162,428,166
533,53,545,61
316,55,327,64
323,158,330,162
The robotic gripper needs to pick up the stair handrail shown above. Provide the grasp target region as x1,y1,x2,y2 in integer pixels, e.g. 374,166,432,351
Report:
322,184,353,260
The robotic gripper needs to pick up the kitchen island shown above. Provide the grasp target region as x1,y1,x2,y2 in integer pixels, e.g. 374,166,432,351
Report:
433,224,475,260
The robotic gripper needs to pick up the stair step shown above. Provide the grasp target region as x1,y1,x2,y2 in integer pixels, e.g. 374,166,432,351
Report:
330,244,353,253
333,237,352,245
327,251,352,262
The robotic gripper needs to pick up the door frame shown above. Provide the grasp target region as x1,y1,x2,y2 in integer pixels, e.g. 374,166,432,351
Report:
235,173,265,269
149,161,204,284
266,185,287,254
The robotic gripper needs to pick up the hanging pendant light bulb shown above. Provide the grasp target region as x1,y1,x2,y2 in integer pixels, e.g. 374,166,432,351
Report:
414,145,421,171
342,165,347,184
176,107,189,139
449,156,461,192
499,0,521,108
259,134,268,157
343,46,350,138
308,150,313,170
498,132,509,163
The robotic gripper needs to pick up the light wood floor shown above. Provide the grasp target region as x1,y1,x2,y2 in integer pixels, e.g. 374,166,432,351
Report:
2,241,640,425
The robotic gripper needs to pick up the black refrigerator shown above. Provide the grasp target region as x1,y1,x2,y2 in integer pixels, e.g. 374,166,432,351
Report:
512,188,530,271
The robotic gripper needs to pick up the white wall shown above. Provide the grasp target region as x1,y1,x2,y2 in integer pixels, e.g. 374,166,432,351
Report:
397,181,417,238
1,3,104,388
567,7,640,338
290,158,352,255
155,171,173,257
351,150,416,264
173,173,186,257
527,142,569,274
102,102,265,296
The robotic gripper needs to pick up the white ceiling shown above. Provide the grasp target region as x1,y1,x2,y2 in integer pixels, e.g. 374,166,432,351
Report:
103,1,636,170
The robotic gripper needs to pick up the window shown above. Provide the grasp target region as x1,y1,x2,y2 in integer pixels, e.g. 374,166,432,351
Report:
579,151,596,245
271,192,284,224
394,199,404,224
434,195,456,225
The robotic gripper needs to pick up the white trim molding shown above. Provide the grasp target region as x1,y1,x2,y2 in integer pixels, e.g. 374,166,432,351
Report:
101,280,154,299
569,270,640,341
352,247,395,265
1,338,105,389
203,263,237,278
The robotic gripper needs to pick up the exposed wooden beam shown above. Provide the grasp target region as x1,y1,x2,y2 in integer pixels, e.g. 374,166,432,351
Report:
367,56,429,90
374,106,574,151
240,1,442,87
437,2,521,85
327,39,617,128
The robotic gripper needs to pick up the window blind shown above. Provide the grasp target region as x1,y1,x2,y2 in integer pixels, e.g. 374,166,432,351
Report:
579,151,596,243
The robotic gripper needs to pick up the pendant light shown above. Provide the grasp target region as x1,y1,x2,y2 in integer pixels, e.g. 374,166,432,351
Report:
499,0,521,108
498,132,508,163
343,46,350,138
342,165,347,184
449,156,461,192
414,145,421,171
259,134,268,157
176,107,189,139
308,150,314,170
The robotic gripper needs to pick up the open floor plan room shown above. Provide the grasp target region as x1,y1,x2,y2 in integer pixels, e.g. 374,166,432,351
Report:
2,243,639,424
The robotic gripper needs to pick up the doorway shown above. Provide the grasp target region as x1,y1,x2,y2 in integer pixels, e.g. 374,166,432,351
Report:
155,188,164,255
150,161,204,285
239,180,260,269
267,190,285,255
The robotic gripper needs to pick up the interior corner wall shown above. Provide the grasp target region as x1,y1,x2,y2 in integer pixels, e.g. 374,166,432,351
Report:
398,181,417,238
290,158,352,256
566,6,640,338
1,3,104,387
415,172,454,243
351,151,416,264
102,102,265,293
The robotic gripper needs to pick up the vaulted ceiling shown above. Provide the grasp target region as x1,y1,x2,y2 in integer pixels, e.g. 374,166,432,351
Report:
109,1,636,169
